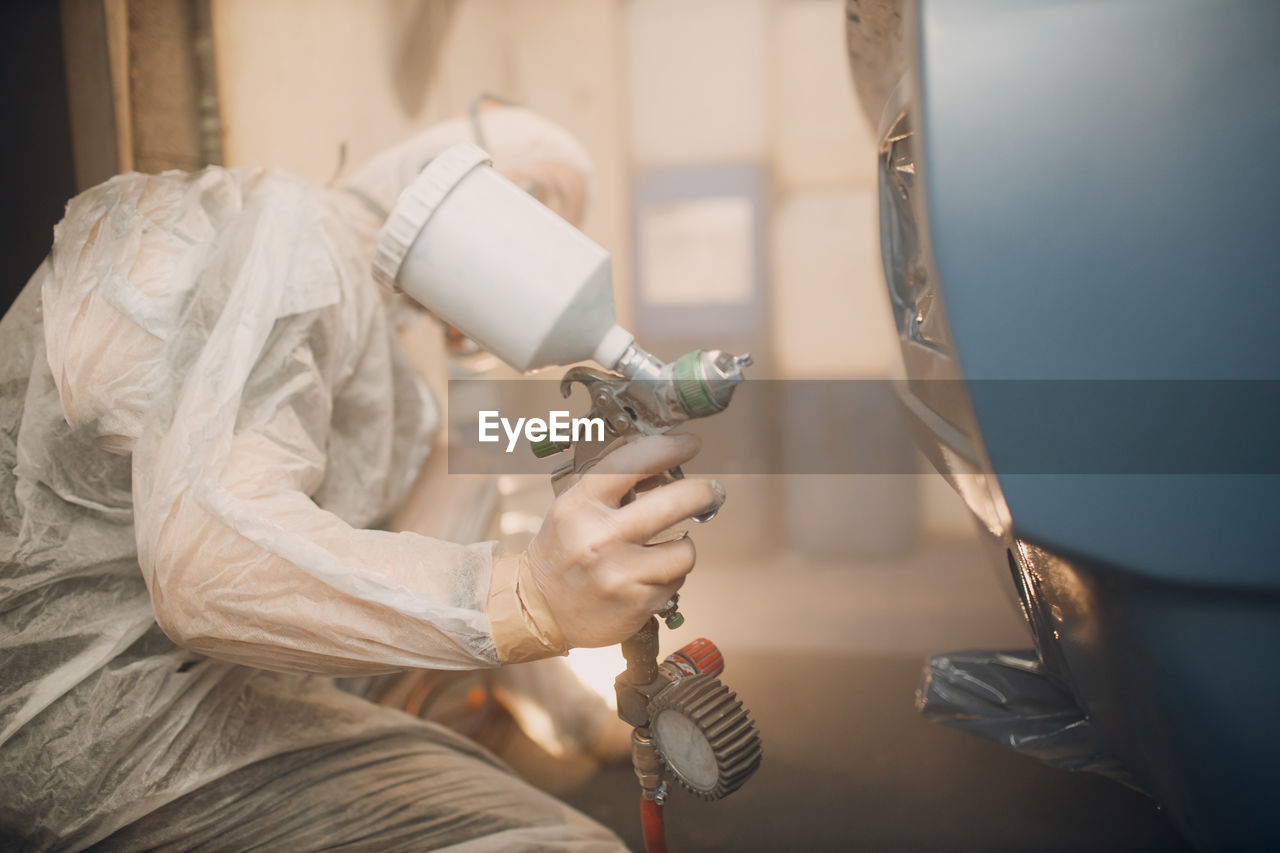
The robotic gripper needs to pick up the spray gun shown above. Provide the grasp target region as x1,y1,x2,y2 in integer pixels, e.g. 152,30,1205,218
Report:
372,142,762,846
532,349,753,572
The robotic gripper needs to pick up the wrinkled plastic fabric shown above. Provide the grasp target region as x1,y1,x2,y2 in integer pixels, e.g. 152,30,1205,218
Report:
89,724,625,852
916,649,1138,789
39,167,500,671
916,650,1136,783
0,168,568,849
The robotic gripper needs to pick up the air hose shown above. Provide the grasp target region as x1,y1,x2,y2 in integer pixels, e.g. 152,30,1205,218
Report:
640,797,668,853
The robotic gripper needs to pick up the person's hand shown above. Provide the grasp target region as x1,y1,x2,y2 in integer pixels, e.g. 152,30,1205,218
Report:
524,433,723,649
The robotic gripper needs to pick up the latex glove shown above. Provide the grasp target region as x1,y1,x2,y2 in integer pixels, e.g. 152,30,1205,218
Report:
487,433,724,662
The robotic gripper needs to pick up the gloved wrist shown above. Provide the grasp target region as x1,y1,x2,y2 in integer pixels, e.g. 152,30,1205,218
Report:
487,552,569,664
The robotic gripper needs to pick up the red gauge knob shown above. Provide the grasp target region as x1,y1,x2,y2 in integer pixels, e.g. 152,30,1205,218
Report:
665,638,724,678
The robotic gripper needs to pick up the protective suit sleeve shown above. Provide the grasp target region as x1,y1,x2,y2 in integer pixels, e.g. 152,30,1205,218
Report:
144,398,499,675
42,168,501,675
487,553,569,664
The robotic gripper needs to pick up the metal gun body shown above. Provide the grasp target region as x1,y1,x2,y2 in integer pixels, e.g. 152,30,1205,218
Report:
537,350,752,521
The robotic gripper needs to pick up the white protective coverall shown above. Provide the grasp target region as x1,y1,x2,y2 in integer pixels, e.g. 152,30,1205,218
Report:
0,109,624,851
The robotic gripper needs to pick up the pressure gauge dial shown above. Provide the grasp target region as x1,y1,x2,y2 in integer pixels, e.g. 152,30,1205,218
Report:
647,673,763,800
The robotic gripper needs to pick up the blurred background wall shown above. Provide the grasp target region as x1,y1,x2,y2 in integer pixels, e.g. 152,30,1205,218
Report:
22,0,978,555
209,0,976,553
1,1,79,318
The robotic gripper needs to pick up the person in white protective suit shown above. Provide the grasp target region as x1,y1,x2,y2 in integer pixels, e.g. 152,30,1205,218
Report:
0,106,720,851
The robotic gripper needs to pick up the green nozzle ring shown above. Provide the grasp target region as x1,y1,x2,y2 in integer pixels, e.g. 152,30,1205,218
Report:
673,350,724,418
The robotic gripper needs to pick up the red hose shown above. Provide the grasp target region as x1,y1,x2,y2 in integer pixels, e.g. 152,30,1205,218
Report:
640,796,668,853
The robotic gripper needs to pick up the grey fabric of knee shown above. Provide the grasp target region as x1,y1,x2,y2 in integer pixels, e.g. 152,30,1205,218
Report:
92,729,625,853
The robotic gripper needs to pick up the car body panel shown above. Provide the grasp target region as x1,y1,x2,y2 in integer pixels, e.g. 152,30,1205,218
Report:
863,1,1280,848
